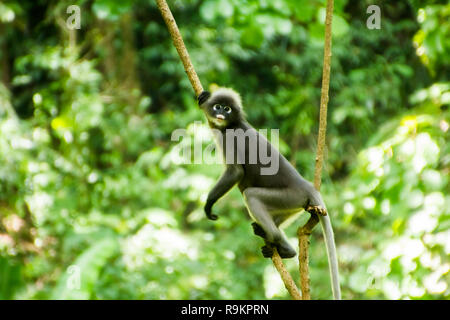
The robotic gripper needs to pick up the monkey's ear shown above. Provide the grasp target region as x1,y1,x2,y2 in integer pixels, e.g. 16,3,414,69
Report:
197,91,211,106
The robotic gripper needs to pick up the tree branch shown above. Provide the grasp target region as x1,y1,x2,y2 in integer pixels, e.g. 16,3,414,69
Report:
155,0,301,300
297,214,319,300
155,0,203,97
297,0,334,300
272,248,302,300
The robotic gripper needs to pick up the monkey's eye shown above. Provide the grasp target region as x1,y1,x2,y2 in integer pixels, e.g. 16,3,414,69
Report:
213,104,221,111
224,106,232,113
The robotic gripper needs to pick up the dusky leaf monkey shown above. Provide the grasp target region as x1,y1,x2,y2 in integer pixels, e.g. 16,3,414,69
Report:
198,88,341,299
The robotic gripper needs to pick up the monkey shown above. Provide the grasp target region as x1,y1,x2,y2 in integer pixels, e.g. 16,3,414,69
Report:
198,87,341,300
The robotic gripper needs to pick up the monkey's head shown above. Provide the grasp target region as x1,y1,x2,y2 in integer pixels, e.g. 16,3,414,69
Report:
198,88,245,129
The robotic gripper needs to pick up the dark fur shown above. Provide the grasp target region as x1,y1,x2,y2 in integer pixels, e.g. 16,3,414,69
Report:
199,89,326,259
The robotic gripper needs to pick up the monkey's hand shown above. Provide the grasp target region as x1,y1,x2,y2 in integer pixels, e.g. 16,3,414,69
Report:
204,201,219,221
198,91,211,105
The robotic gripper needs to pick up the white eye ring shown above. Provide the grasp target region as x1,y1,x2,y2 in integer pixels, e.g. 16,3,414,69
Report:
213,104,221,110
224,106,232,113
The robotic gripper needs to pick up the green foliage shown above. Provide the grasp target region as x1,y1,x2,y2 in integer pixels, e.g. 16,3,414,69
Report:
336,86,449,299
0,0,448,300
413,3,450,78
52,237,119,299
0,256,23,299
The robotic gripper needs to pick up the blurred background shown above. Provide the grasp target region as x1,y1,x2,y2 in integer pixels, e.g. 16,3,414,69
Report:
0,0,448,299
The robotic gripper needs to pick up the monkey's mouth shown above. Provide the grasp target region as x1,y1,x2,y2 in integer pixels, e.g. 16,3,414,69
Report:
210,114,227,127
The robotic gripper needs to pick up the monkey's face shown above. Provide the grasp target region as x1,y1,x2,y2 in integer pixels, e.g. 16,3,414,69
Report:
204,101,240,129
198,89,244,129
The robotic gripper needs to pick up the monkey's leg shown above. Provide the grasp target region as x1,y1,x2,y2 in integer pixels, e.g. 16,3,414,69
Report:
243,188,303,259
261,243,275,258
301,181,328,216
251,222,266,238
251,222,277,258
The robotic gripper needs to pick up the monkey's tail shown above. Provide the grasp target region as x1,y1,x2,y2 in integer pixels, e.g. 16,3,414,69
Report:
319,214,341,300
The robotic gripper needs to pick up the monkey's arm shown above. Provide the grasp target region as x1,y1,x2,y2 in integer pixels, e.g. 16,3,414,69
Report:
205,164,244,220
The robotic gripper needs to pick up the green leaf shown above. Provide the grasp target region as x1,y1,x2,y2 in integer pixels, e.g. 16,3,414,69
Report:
241,25,265,49
0,3,15,23
200,0,217,21
0,257,23,299
200,0,234,21
51,237,119,300
92,0,133,21
316,8,349,37
332,14,349,37
293,3,315,22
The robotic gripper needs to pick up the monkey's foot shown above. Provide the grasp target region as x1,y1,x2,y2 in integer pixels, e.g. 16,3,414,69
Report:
276,242,297,259
261,245,274,258
306,205,327,216
261,243,296,259
252,222,266,238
